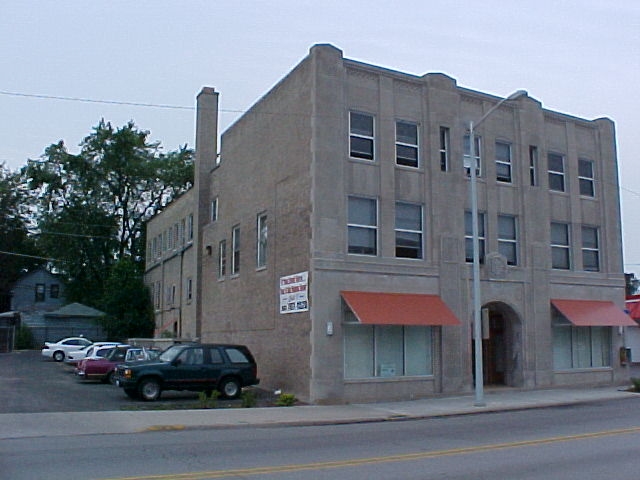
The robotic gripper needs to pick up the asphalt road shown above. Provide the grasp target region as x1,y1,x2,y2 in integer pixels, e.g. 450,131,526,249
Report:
2,397,639,479
0,349,214,413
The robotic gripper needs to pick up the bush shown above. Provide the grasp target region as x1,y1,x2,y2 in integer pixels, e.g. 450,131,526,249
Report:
198,390,219,409
275,393,297,407
631,378,640,392
241,390,257,408
15,325,34,350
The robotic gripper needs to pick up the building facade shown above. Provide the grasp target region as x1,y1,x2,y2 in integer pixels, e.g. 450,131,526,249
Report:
149,44,633,404
145,189,197,340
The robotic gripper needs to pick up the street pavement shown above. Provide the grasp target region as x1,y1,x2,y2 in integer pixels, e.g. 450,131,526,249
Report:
1,385,637,440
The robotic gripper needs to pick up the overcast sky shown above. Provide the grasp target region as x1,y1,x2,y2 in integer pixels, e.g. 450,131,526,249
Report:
1,1,639,272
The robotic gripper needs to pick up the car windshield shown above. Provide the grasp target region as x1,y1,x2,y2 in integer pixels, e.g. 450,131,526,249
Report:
158,345,187,362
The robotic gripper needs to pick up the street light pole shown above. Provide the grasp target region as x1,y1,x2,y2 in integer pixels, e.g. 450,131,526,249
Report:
468,89,527,407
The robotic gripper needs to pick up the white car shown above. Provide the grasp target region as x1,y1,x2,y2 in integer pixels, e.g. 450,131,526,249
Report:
65,342,121,365
41,337,93,362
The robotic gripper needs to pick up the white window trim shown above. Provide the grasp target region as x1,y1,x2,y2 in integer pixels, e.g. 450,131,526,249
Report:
495,141,512,183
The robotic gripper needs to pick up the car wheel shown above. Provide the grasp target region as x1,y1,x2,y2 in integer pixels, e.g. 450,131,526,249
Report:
219,377,241,399
103,371,115,384
53,351,65,362
124,388,139,399
138,378,161,401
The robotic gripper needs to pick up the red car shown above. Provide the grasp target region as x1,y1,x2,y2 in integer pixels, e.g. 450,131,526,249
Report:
76,345,158,383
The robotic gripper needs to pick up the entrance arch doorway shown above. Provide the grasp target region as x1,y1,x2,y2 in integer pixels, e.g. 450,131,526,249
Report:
472,301,523,387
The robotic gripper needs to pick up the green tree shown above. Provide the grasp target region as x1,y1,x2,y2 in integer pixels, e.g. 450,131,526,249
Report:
98,257,155,340
23,120,193,308
0,165,42,310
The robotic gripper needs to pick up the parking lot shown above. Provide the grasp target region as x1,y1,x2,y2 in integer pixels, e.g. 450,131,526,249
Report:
0,349,205,413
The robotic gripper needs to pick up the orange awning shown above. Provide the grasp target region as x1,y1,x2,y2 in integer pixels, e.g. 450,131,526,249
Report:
551,299,636,326
625,295,640,321
341,291,461,326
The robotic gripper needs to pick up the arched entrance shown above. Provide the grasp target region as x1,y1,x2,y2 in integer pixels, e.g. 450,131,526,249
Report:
472,301,523,387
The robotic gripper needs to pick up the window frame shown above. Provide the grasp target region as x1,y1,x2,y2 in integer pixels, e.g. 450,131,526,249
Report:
256,213,267,269
548,152,566,192
495,141,513,183
464,210,486,263
497,214,518,266
581,225,600,272
347,196,378,256
551,222,571,269
439,126,450,172
35,283,45,302
463,134,482,177
210,197,218,223
529,145,538,186
578,158,595,197
349,112,375,161
218,240,226,278
231,226,240,275
395,120,419,168
395,201,423,259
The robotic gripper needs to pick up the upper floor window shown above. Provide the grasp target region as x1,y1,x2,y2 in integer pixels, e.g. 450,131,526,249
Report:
348,196,377,255
257,213,267,268
548,153,565,192
187,214,194,241
50,284,60,299
349,112,374,160
529,146,538,186
211,197,218,222
578,159,595,197
395,202,423,259
231,226,240,275
581,226,600,272
464,210,485,263
439,127,450,172
463,135,482,177
395,120,419,168
186,277,193,301
551,222,571,269
498,215,518,265
495,142,512,183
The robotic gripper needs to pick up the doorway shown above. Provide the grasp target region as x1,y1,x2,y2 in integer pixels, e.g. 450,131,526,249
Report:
472,302,522,387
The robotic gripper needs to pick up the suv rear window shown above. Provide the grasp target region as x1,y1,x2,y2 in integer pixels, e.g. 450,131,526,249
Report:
225,347,250,363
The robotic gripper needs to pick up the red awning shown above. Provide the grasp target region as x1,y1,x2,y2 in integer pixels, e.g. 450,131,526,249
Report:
551,299,636,327
341,291,461,326
625,295,640,321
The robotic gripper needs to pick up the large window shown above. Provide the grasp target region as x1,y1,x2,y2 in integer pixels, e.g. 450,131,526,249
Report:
349,112,374,160
582,226,600,272
344,319,433,378
495,141,512,183
231,226,240,275
256,213,267,268
578,158,595,197
551,222,571,269
463,134,482,177
465,210,485,263
395,202,423,259
553,314,611,369
548,152,565,192
439,127,450,172
498,215,518,265
395,120,419,168
348,196,377,255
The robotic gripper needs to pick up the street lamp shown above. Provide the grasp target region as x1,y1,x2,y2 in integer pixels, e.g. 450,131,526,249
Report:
468,89,527,407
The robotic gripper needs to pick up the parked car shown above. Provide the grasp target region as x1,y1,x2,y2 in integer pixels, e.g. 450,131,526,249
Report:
41,336,93,362
76,345,159,383
115,343,259,401
65,342,121,365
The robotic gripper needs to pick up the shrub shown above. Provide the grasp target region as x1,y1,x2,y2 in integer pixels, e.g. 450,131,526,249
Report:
15,325,34,350
241,390,257,408
631,378,640,393
198,390,219,409
275,393,297,407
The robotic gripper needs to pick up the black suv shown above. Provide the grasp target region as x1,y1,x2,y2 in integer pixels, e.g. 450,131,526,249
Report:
115,343,259,401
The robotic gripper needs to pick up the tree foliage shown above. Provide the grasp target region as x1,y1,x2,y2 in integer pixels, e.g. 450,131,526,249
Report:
23,120,193,309
0,165,42,311
98,257,155,340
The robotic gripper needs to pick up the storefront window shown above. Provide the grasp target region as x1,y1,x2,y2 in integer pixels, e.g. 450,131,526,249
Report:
552,315,611,369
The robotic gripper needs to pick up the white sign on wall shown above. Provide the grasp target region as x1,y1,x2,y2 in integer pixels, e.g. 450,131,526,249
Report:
279,271,309,314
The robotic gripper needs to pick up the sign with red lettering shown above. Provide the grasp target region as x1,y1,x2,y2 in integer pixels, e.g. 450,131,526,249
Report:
279,271,309,314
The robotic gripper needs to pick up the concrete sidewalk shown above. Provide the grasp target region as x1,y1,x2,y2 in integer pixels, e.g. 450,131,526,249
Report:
1,386,637,440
